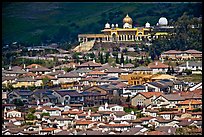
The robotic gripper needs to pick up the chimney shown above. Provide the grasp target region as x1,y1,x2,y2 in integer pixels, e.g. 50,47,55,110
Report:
93,59,95,63
182,108,185,113
23,64,26,69
73,64,76,68
53,69,56,72
186,61,189,69
35,65,38,68
145,85,148,92
121,63,124,67
155,62,158,66
9,66,12,70
168,128,171,134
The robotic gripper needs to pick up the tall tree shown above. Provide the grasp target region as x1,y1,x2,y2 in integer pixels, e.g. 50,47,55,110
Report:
120,53,124,64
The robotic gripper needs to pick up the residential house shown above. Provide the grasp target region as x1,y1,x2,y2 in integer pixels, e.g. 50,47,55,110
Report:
119,63,135,71
178,61,202,74
98,103,124,111
12,77,36,88
104,67,127,77
31,89,58,105
52,89,84,105
8,90,33,104
123,85,147,97
28,66,51,75
111,111,136,121
2,76,17,87
77,60,102,70
86,70,107,78
132,66,153,75
57,71,81,88
35,75,58,87
158,111,179,120
131,92,163,107
176,99,202,112
148,94,185,109
148,61,169,74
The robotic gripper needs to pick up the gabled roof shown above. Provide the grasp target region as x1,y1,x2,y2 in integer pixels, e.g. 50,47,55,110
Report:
87,70,107,75
148,61,169,69
29,67,50,72
120,63,135,68
12,90,33,96
35,75,57,80
127,85,145,90
105,67,126,73
78,61,102,67
185,49,202,54
55,89,83,97
57,72,80,78
163,50,183,54
160,94,185,101
136,92,163,99
16,77,36,82
133,66,152,71
26,64,43,69
177,99,202,105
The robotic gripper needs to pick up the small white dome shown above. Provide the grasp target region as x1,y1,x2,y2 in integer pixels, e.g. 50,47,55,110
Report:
105,22,110,29
158,17,168,26
115,24,118,28
111,24,115,28
145,22,150,28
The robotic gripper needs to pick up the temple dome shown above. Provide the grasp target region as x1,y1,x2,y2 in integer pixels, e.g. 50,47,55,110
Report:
158,17,168,26
145,22,150,28
105,22,110,29
123,14,133,24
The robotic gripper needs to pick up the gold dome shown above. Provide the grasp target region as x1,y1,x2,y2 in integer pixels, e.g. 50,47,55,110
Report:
123,14,133,24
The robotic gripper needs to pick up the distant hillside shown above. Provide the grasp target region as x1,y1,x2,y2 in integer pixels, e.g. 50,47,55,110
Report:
2,2,202,45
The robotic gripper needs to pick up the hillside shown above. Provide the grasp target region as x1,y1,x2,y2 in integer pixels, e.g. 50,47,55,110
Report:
2,2,202,45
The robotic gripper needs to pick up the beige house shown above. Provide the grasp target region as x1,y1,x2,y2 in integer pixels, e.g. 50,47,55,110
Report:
131,92,162,107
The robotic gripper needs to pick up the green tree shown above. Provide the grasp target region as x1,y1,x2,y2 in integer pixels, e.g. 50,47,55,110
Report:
120,53,124,64
125,56,129,64
105,52,110,63
26,113,37,120
42,76,50,88
100,53,104,64
115,54,119,64
41,112,50,117
13,98,24,106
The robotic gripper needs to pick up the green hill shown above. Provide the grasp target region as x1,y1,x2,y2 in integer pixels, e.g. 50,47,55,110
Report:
2,2,202,45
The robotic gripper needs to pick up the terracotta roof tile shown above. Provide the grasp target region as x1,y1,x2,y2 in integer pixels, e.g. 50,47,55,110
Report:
139,92,163,99
178,100,202,105
148,61,169,69
41,127,57,132
87,70,107,75
26,64,43,69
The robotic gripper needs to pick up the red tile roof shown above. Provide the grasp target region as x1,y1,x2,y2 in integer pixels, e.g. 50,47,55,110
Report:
147,131,169,135
87,70,107,75
163,50,182,54
26,64,43,69
139,92,163,99
178,100,202,105
41,127,57,132
148,61,169,69
76,120,93,125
